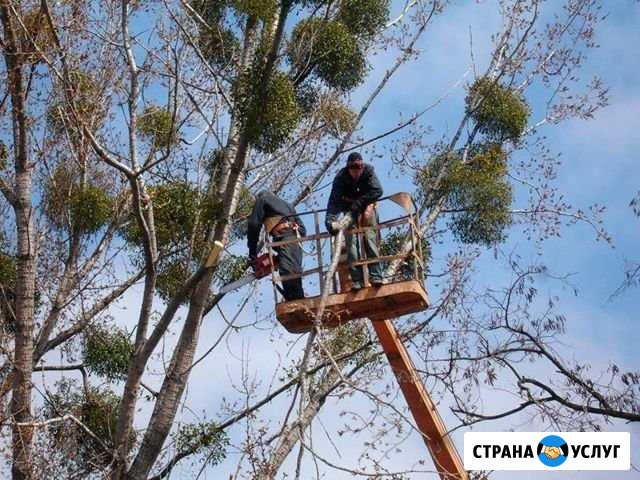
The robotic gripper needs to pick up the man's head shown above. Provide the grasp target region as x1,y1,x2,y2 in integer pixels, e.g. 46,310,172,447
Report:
346,152,365,180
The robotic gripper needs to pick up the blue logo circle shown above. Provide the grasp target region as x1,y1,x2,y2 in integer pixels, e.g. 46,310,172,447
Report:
537,435,569,467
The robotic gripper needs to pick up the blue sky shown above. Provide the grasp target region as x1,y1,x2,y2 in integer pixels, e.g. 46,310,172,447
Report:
100,1,640,478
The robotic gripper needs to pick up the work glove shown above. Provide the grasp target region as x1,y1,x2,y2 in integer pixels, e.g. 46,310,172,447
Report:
325,218,337,235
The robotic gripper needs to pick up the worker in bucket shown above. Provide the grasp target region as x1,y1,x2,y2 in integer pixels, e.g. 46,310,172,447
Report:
325,152,384,290
247,191,306,301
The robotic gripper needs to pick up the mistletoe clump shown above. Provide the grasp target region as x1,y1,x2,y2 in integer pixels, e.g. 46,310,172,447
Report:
289,18,367,91
215,254,248,285
44,166,113,235
0,141,7,169
237,70,302,153
191,0,238,67
80,388,121,453
70,184,112,234
120,180,224,302
338,0,390,40
466,78,529,143
137,105,178,149
381,230,431,280
83,325,134,382
199,24,238,68
294,82,318,116
234,186,255,219
190,0,225,20
121,181,207,250
231,0,277,20
443,144,513,245
0,253,15,287
0,252,16,333
173,420,229,465
20,9,55,64
156,259,192,303
47,70,104,137
43,381,126,474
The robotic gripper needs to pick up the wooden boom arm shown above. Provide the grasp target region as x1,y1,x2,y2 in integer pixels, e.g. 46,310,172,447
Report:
371,319,468,480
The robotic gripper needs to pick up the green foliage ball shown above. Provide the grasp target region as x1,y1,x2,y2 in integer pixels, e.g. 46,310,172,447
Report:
80,388,120,450
83,325,134,382
338,0,390,40
294,82,318,116
444,144,513,245
215,254,248,285
121,181,201,250
230,0,277,19
137,105,178,149
318,94,356,138
47,70,104,137
21,9,55,64
71,184,113,234
44,167,113,235
322,321,374,367
234,186,255,220
190,0,226,22
43,381,128,473
238,71,302,152
173,420,228,464
290,18,367,91
380,230,430,280
199,25,238,68
0,141,7,170
466,78,529,143
0,253,15,287
0,253,16,332
156,259,191,303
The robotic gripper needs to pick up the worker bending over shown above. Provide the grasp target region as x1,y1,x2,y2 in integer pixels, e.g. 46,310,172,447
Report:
247,191,306,301
325,152,384,290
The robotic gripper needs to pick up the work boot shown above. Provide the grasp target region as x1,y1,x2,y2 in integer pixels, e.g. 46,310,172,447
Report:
351,282,364,291
370,277,385,287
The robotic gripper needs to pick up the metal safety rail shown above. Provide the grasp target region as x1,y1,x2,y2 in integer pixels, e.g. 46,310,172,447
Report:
263,192,426,303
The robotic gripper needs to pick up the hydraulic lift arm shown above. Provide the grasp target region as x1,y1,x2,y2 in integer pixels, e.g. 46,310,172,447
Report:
371,319,469,480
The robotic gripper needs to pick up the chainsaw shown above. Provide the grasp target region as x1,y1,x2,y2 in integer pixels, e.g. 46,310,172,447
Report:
216,252,278,295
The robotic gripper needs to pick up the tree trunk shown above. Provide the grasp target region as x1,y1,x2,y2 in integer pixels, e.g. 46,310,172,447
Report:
10,190,36,480
1,4,37,478
126,269,214,479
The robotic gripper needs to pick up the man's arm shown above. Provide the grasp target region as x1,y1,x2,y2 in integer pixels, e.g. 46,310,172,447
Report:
358,165,383,206
285,199,307,237
247,198,264,258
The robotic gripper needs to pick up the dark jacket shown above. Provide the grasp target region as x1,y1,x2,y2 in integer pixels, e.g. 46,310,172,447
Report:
325,164,383,226
247,192,306,257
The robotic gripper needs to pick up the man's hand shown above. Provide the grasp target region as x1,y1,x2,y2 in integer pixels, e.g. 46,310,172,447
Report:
248,255,257,272
544,446,561,459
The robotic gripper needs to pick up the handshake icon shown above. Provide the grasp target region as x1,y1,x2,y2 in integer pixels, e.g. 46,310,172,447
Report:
543,445,562,459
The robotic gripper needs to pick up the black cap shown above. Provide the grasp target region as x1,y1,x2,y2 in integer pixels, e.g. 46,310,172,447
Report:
347,152,363,164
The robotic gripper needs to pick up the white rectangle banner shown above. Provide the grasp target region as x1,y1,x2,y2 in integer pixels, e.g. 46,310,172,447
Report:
464,432,630,470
